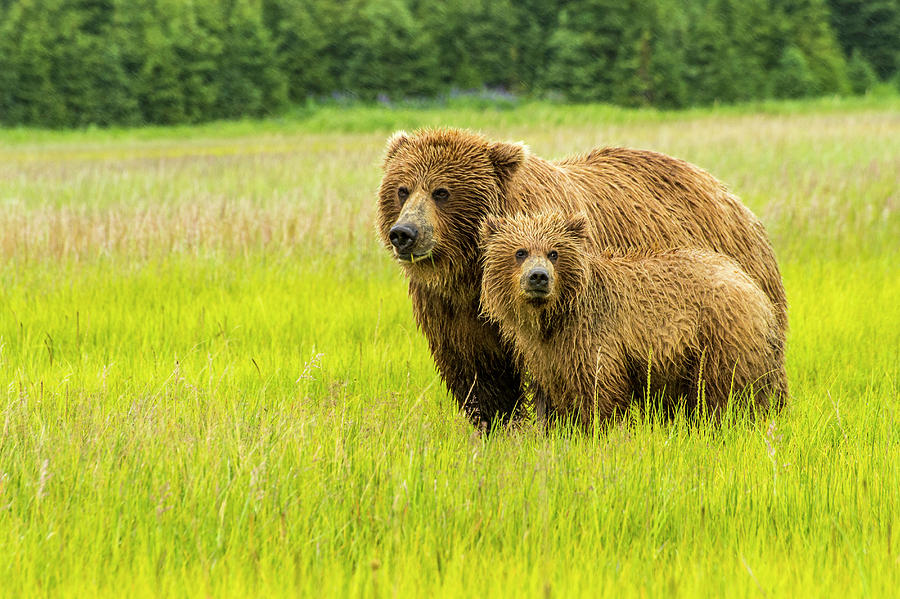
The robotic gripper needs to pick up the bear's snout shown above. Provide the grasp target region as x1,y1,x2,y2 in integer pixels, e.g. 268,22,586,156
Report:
389,223,419,254
527,267,550,289
521,260,554,299
390,194,437,262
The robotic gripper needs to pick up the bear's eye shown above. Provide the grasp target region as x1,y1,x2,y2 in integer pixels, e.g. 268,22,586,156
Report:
397,187,410,203
432,188,449,202
548,250,558,262
515,249,528,261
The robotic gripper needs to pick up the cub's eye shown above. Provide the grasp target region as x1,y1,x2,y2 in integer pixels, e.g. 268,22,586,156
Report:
432,188,449,202
397,187,410,203
515,249,528,261
547,250,558,262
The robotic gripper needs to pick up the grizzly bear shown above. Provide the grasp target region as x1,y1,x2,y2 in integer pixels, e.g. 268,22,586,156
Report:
479,211,788,429
376,128,786,428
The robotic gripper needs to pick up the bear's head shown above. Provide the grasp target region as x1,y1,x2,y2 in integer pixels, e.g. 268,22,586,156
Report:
480,211,590,328
377,128,527,287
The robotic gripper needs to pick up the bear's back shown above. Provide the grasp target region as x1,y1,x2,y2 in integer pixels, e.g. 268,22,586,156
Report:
590,248,774,356
596,247,770,317
507,146,786,340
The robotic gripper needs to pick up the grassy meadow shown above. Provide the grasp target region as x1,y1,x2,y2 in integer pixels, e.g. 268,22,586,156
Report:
1,98,898,597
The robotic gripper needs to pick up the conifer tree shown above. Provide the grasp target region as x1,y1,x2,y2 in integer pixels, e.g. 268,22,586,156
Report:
782,0,849,94
265,0,335,101
684,3,743,105
772,44,817,98
541,0,637,102
0,0,68,125
847,48,879,94
170,0,222,123
829,0,900,80
345,0,440,100
212,0,288,118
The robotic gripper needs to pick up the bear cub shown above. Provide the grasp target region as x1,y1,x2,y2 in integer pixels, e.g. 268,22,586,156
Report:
479,211,788,430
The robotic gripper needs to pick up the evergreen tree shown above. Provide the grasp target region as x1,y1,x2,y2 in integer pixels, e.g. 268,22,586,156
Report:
771,44,817,98
643,1,689,108
604,2,655,107
42,0,141,126
781,0,849,94
265,0,335,101
0,0,68,126
344,0,440,100
210,0,288,118
541,13,597,101
717,0,782,100
2,0,894,128
828,0,900,81
508,0,563,92
847,48,879,94
540,0,639,102
169,0,222,123
72,0,115,34
0,2,7,119
138,24,187,124
87,38,142,125
683,2,743,105
415,0,519,91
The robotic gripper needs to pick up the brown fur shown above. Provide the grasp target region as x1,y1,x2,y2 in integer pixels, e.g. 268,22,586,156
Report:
376,128,787,427
480,212,788,430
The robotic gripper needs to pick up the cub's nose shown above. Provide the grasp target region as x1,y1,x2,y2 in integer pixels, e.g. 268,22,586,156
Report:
389,223,419,253
527,267,550,289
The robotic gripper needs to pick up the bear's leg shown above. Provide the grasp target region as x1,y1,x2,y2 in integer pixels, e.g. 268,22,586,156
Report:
532,384,549,429
431,341,523,429
686,345,730,416
583,373,632,432
546,360,630,433
767,366,789,410
764,332,789,411
411,284,523,429
692,345,767,418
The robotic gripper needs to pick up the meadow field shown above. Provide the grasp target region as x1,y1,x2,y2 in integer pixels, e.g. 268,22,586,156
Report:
1,98,898,597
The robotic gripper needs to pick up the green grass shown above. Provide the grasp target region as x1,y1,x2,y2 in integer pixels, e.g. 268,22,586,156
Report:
0,94,897,146
1,100,898,597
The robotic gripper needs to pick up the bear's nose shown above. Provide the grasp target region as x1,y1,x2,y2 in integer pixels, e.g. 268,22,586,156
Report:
389,223,419,253
527,267,550,288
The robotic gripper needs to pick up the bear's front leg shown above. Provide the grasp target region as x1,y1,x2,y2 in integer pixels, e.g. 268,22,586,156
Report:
531,383,551,430
411,284,523,429
429,334,523,429
577,358,633,432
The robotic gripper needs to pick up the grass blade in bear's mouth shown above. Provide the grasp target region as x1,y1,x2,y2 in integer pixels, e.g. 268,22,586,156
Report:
397,251,433,263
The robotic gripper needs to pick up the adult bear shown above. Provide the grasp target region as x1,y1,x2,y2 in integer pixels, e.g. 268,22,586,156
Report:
376,128,786,428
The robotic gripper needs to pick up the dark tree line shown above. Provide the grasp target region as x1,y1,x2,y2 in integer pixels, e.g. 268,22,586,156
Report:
0,0,897,127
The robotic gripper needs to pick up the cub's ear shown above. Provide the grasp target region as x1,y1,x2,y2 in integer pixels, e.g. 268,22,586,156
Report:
383,130,410,167
565,212,589,239
479,215,504,242
487,141,527,182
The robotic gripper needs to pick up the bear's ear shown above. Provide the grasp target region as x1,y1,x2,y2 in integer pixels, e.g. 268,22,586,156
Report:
564,212,589,239
487,141,527,182
383,130,410,167
479,215,504,242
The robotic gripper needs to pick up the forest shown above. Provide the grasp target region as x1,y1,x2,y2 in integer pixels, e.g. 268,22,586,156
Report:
0,0,898,127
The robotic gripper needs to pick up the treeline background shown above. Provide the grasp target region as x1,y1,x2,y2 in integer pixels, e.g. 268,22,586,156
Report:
1,0,898,128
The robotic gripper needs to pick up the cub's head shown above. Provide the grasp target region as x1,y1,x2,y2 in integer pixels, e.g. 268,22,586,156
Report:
479,211,590,325
376,128,527,286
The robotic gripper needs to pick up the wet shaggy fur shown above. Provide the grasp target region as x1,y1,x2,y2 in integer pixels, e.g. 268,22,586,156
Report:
376,128,787,427
480,212,788,430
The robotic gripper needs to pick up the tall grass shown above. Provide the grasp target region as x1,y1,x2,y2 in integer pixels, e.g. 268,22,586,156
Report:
1,100,898,597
